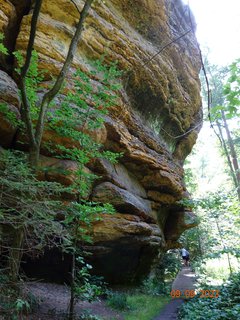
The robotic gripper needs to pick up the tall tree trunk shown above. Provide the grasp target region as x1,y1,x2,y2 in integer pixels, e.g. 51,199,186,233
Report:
10,0,94,286
215,217,233,275
20,0,94,167
196,227,203,259
29,144,40,168
216,119,238,189
8,228,24,283
69,250,76,320
221,110,240,200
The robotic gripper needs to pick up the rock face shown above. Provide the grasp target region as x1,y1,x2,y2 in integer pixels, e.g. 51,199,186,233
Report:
0,0,202,283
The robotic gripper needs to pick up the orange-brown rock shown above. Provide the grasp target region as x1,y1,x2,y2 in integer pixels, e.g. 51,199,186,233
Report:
92,158,147,198
37,155,79,186
0,0,16,33
0,70,20,147
92,213,158,242
147,191,177,204
92,182,154,221
0,0,202,283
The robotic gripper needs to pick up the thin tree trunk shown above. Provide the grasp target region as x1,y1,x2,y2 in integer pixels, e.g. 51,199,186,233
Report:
29,145,40,168
221,110,240,200
8,228,24,283
215,217,233,275
197,227,203,259
34,0,94,162
216,119,238,189
20,0,43,156
69,250,76,320
19,0,94,167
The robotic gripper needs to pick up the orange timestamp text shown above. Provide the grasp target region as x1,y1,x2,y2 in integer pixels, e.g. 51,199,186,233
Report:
170,289,220,299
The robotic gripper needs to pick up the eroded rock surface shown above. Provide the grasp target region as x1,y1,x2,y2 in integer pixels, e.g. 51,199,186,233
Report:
0,70,20,147
0,0,201,283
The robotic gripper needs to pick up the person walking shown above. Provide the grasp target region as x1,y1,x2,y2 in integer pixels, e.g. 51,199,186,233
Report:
181,248,190,267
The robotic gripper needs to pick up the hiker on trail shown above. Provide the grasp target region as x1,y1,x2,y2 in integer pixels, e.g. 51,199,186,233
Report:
181,248,190,267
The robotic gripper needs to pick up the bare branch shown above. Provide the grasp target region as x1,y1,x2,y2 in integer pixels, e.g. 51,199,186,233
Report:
70,0,81,15
142,29,191,68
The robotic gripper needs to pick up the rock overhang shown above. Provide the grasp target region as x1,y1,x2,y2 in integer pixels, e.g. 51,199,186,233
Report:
0,0,202,283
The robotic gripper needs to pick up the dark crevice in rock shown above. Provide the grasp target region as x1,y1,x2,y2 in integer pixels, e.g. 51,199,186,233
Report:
2,0,31,74
21,248,72,284
85,237,160,284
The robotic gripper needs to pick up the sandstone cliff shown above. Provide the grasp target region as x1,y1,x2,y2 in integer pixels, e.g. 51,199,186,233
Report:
0,0,202,283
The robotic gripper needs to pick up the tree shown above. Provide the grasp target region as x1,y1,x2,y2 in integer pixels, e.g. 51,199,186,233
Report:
0,57,122,317
0,1,123,318
19,0,94,167
0,0,96,277
180,191,239,274
201,60,240,200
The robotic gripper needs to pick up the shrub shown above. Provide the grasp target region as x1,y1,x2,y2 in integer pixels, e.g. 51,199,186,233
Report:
107,292,129,311
141,276,168,295
178,271,240,320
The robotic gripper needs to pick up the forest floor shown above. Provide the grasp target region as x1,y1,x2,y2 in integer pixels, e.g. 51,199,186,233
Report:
26,282,124,320
24,267,195,320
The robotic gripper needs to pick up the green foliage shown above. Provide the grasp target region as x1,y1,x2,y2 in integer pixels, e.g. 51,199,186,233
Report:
200,58,240,194
124,294,171,320
1,26,123,318
15,298,30,313
0,102,22,127
0,56,122,318
47,59,122,318
180,189,240,280
141,251,181,296
78,311,103,320
0,149,69,254
98,289,171,320
223,59,240,118
196,257,239,286
0,33,8,55
162,250,182,280
47,62,122,195
0,272,39,319
184,167,198,194
49,60,122,163
179,272,240,320
107,292,129,311
72,256,106,303
14,50,45,120
0,37,23,128
141,277,167,296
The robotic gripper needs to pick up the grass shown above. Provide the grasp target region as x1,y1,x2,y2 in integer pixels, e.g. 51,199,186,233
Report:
124,294,171,320
194,255,240,286
107,292,128,311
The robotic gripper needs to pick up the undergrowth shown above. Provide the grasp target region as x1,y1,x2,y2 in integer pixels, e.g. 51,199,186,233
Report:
106,288,171,320
178,271,240,320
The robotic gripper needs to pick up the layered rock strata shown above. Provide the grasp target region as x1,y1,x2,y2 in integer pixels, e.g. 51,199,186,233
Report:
0,0,202,283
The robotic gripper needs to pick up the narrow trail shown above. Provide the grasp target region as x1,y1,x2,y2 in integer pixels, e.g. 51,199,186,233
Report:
153,267,196,320
25,267,195,319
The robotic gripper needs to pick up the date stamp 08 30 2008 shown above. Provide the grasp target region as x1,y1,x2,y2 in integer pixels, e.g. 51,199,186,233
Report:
170,289,220,299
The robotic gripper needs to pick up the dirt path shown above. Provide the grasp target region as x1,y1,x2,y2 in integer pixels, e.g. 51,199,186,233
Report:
24,267,195,320
26,282,124,320
153,267,196,320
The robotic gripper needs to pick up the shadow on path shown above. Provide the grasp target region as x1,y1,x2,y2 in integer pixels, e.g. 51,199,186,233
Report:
153,267,196,320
